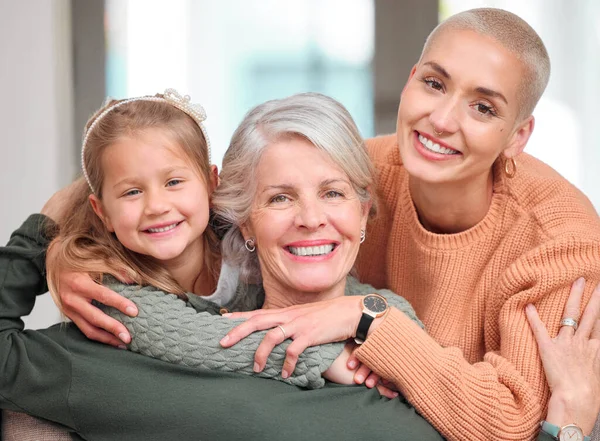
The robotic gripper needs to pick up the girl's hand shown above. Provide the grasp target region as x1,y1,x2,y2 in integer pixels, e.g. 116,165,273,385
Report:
526,278,600,435
51,260,138,347
323,341,399,399
221,296,365,378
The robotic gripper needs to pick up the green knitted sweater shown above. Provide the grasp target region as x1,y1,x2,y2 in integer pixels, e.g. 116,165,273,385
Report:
98,276,423,389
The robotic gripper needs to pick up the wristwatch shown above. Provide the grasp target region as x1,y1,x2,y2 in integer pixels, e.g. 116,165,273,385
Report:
354,294,388,344
540,421,590,441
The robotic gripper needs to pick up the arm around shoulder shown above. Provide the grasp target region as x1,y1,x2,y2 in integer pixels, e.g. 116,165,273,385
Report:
98,282,345,389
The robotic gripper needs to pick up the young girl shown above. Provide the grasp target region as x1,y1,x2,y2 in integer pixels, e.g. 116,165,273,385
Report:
48,89,220,303
46,89,405,391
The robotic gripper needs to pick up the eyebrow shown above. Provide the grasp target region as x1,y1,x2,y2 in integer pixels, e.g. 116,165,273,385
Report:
260,178,352,193
112,167,189,189
423,61,508,105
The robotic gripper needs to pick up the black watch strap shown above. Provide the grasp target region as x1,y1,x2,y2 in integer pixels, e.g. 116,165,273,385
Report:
355,313,374,344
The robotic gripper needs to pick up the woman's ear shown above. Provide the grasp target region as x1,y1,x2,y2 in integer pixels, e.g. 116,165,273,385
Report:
401,64,418,96
239,222,253,241
361,199,373,229
89,194,114,232
504,115,535,159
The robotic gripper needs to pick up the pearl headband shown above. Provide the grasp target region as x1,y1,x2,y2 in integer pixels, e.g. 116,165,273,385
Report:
81,88,211,194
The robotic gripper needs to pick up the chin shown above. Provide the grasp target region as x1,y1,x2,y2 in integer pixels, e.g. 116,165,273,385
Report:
288,272,343,294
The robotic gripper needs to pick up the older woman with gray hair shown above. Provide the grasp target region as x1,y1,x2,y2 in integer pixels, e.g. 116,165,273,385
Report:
53,92,423,391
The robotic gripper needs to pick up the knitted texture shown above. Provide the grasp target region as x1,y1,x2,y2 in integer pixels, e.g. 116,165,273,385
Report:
99,275,421,390
355,135,600,441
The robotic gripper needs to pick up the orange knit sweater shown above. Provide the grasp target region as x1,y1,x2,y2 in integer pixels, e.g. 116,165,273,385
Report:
354,135,600,441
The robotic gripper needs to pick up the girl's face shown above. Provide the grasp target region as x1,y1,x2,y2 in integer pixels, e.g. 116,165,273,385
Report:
242,137,369,300
397,29,534,187
90,128,216,267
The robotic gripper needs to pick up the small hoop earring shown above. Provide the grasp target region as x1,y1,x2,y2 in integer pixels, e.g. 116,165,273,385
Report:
360,229,366,244
244,238,256,252
504,157,517,178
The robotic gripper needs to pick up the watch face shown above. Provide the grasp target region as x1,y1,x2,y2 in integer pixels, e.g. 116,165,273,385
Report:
559,425,584,441
364,295,387,313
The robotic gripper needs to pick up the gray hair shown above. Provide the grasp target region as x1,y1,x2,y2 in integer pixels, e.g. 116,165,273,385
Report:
421,8,550,120
212,92,376,283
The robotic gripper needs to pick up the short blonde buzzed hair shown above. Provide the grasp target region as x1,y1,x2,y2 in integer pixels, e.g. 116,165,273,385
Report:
421,8,550,120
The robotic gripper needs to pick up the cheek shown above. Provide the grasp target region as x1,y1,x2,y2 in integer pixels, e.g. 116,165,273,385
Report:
331,205,363,240
107,203,138,232
254,211,291,245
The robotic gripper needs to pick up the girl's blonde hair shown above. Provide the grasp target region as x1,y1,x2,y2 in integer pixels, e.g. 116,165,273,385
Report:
47,94,219,307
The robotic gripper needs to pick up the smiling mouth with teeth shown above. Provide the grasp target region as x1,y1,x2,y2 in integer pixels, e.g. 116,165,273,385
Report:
287,244,336,257
145,222,182,233
418,134,459,155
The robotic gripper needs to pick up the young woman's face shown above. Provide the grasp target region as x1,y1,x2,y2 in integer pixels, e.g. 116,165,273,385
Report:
91,129,215,266
397,29,531,186
242,137,369,298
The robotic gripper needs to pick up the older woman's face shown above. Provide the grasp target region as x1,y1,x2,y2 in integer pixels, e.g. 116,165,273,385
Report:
242,137,368,297
397,29,532,186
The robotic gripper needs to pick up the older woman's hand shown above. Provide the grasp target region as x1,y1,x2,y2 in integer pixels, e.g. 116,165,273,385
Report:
526,278,600,435
221,295,365,377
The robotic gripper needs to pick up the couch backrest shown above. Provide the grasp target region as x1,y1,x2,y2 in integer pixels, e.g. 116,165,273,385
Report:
2,410,72,441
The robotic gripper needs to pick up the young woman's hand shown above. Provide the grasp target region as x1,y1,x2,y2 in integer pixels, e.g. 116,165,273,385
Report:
221,296,366,378
323,341,399,399
526,278,600,436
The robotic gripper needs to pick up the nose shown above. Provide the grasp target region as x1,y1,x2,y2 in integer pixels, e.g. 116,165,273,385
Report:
144,189,171,216
429,95,460,135
295,197,326,231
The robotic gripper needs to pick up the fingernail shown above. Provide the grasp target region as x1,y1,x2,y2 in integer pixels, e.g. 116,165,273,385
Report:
366,379,374,388
119,333,130,343
222,313,232,317
525,304,533,312
125,306,137,316
282,370,289,379
392,392,399,398
576,277,585,286
220,335,230,345
348,360,357,369
355,374,364,383
253,362,260,373
118,344,127,350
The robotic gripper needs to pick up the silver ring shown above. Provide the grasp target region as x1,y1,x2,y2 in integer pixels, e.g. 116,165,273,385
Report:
433,128,444,136
560,317,578,331
277,325,287,339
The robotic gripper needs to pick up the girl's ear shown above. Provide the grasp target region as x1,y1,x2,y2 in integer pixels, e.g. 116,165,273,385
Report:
209,164,219,193
89,194,114,232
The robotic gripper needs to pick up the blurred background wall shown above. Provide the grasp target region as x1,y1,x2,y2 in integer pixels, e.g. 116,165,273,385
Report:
1,0,598,328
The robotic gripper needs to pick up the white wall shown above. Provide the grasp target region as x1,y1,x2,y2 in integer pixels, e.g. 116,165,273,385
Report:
0,0,75,328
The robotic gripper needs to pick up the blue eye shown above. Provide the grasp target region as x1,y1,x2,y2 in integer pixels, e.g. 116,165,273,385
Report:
124,189,141,197
166,179,182,187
